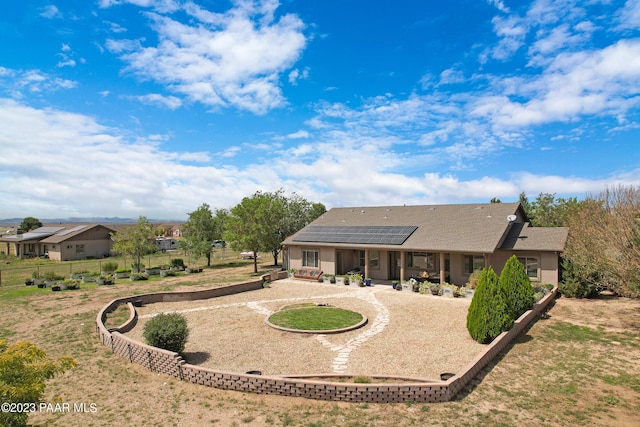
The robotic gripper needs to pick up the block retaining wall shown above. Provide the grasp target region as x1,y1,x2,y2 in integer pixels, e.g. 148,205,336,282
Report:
96,273,557,403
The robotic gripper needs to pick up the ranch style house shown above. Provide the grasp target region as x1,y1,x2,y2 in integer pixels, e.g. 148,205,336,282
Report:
0,224,116,261
282,202,568,286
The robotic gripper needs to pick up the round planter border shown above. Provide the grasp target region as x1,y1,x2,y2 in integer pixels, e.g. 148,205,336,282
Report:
265,306,368,334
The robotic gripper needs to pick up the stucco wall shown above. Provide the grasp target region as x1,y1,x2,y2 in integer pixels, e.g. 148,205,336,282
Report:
48,240,113,261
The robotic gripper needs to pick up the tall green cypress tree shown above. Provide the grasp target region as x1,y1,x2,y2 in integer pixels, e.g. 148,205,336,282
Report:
467,267,514,344
499,255,535,320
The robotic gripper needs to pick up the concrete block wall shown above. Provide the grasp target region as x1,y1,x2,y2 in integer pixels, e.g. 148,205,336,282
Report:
96,276,557,403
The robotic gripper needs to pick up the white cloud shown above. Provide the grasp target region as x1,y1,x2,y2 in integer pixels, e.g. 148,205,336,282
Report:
617,0,640,30
288,67,309,85
438,67,465,85
286,130,309,139
134,93,183,109
0,68,77,97
473,39,640,128
1,98,638,219
56,59,76,68
40,5,62,19
98,0,180,13
56,44,77,68
107,0,306,114
486,0,510,13
219,146,241,158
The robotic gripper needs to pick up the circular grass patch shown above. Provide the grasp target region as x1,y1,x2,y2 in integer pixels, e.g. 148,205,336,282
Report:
267,306,366,333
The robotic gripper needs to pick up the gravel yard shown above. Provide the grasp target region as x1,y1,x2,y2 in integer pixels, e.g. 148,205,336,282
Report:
126,279,485,380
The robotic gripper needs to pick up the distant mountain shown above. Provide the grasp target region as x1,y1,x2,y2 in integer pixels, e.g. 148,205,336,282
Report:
0,217,183,225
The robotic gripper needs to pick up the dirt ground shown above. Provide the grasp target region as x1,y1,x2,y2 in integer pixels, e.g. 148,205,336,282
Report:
0,265,637,426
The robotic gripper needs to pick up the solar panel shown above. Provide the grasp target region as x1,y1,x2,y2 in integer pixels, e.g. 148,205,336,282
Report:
57,225,87,236
33,227,65,233
293,225,417,245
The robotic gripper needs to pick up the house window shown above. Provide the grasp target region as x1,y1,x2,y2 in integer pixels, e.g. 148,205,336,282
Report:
302,250,319,268
360,250,379,269
369,250,379,269
464,255,485,274
408,252,435,270
76,244,85,254
517,256,539,280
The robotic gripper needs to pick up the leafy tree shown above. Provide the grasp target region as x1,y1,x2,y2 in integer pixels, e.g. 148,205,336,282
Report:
275,193,326,265
224,191,285,273
490,197,502,203
225,190,326,271
143,313,189,354
564,185,640,298
519,192,532,222
530,193,580,227
466,267,513,344
499,255,535,320
111,216,156,271
19,217,42,232
519,192,580,227
179,204,227,267
0,339,76,427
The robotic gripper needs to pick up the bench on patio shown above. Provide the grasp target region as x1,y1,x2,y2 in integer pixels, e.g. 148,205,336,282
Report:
293,269,323,281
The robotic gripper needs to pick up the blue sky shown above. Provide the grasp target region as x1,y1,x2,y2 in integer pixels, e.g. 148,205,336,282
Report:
1,0,639,220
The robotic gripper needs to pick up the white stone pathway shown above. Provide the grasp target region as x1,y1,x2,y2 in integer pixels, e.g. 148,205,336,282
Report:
138,285,391,374
315,288,390,373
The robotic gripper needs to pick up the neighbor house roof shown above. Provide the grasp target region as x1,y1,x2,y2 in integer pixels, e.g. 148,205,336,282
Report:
0,224,117,244
284,202,539,254
40,224,116,244
0,226,65,243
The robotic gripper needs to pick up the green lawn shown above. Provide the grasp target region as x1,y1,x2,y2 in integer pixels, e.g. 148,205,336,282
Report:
268,306,363,330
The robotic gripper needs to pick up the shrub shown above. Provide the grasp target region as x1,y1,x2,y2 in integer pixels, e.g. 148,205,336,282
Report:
0,340,76,427
466,269,482,289
466,267,513,344
43,271,64,281
143,313,189,354
559,258,600,298
169,258,185,269
102,261,118,272
499,255,535,320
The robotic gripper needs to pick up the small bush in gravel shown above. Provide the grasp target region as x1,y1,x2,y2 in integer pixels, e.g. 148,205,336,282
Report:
143,313,189,354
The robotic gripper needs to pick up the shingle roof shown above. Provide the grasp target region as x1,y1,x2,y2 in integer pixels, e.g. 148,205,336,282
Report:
40,224,116,244
0,226,64,243
284,202,529,253
500,222,568,252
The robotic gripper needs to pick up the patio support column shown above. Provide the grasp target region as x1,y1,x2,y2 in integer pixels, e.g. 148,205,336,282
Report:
439,252,446,284
400,251,406,283
364,250,370,280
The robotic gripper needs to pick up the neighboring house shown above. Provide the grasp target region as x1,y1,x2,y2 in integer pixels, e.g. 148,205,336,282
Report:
0,224,116,261
282,203,568,286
